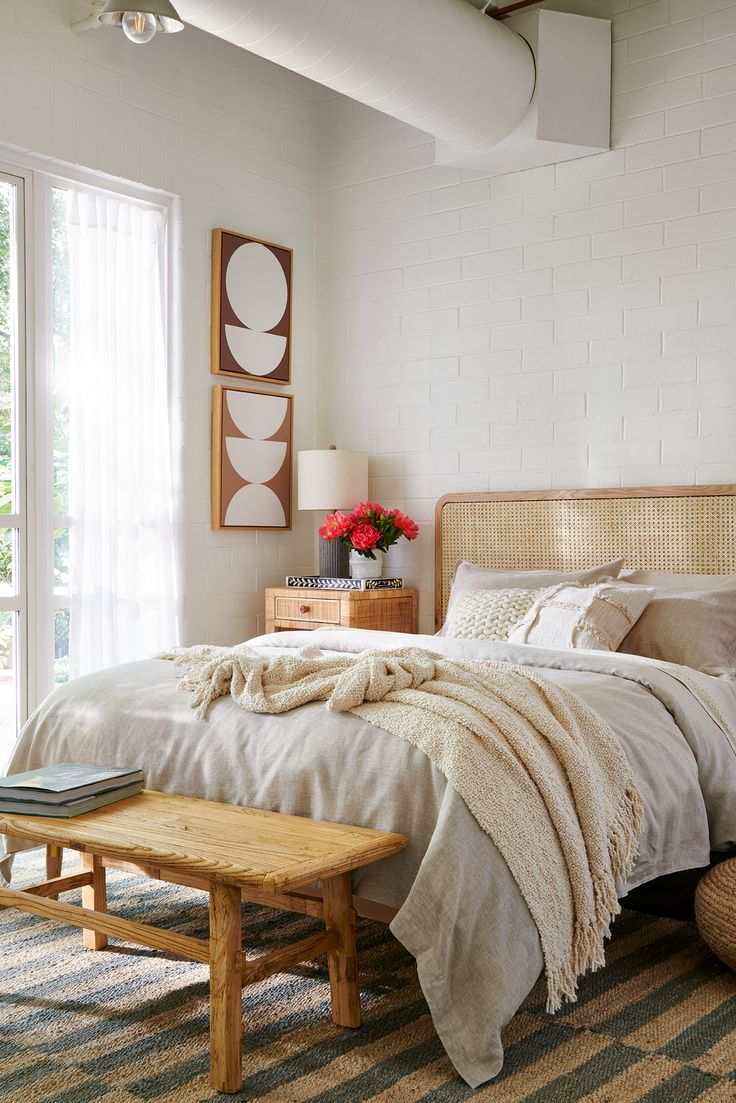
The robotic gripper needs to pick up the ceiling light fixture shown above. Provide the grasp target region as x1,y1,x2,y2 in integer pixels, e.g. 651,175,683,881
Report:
99,0,184,43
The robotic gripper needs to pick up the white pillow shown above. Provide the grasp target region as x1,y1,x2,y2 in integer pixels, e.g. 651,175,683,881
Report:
508,581,655,653
621,569,736,591
442,588,547,641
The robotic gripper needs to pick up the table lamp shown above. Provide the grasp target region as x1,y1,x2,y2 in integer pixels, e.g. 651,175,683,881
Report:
297,447,368,577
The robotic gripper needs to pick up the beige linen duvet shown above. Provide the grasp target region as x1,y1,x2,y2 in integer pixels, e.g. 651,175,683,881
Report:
2,628,736,1088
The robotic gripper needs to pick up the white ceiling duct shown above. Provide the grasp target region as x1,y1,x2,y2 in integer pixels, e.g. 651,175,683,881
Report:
176,0,537,153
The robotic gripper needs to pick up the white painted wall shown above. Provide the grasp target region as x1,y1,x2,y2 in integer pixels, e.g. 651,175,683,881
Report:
1,0,322,644
316,0,736,633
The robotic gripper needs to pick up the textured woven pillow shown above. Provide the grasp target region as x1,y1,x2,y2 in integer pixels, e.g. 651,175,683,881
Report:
619,588,736,678
508,581,654,653
442,588,546,641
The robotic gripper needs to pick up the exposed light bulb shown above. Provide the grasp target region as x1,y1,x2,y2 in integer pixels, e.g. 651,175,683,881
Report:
121,11,157,44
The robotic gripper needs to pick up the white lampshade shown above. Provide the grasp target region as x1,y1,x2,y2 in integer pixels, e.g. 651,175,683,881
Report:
297,449,368,511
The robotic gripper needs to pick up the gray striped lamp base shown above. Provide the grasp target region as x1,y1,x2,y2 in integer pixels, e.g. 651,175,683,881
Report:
319,537,350,578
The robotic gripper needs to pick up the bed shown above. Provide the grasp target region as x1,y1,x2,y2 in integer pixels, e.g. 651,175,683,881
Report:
2,484,736,1089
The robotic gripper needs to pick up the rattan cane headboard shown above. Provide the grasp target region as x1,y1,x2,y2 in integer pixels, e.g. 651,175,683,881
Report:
435,485,736,630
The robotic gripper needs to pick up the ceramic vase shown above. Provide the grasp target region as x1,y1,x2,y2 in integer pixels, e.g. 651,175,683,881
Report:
349,549,383,580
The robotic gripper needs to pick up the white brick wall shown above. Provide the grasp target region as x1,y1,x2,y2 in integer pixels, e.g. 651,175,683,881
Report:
2,0,321,644
5,0,736,641
316,0,736,632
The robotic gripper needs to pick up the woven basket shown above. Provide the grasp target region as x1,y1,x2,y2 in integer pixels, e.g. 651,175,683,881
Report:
694,860,736,971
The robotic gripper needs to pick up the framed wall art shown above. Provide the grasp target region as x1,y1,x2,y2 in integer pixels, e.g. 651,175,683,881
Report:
211,228,292,385
212,385,293,531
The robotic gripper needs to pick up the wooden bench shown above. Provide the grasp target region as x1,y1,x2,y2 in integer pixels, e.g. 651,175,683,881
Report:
0,791,407,1093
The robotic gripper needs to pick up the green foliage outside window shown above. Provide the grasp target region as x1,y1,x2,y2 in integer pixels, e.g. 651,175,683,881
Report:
0,188,14,667
0,187,13,670
0,185,12,528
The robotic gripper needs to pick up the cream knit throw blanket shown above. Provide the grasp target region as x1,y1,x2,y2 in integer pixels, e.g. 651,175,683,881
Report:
160,643,643,1011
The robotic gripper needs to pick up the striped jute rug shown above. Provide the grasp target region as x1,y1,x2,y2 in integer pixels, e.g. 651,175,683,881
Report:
1,852,735,1103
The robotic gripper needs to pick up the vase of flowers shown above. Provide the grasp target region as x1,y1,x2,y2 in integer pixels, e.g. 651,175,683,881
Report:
319,501,419,580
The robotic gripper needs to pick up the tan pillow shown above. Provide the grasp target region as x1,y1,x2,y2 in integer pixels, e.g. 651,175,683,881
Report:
443,588,546,641
619,589,736,678
508,581,654,652
445,558,625,622
621,569,736,591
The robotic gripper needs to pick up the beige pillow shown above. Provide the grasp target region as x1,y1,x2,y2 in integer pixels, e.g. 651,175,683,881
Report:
621,569,736,591
444,558,625,622
508,581,654,652
619,589,736,678
443,588,546,641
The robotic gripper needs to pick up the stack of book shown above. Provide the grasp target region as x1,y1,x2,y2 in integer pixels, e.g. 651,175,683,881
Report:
0,764,144,818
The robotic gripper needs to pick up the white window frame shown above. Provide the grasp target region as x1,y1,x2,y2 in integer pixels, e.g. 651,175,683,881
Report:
0,147,175,730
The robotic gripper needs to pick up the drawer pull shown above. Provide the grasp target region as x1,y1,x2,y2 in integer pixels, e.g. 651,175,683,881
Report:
299,604,310,614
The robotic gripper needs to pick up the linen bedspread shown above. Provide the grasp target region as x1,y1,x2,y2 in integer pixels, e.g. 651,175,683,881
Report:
2,628,735,1088
161,641,644,1013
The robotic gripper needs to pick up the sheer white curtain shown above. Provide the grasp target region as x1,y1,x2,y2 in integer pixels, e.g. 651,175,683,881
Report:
66,190,178,676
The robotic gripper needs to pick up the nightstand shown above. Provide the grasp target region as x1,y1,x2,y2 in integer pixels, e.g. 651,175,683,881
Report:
265,587,418,634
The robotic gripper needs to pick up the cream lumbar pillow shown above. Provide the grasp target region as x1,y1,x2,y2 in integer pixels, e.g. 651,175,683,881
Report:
442,588,546,641
507,581,655,652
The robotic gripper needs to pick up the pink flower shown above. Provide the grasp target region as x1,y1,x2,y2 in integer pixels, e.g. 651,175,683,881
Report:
390,509,419,541
319,501,418,553
350,522,381,550
319,511,353,541
351,501,386,521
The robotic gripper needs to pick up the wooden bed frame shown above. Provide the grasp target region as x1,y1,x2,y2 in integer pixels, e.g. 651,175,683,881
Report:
435,484,736,631
435,482,736,918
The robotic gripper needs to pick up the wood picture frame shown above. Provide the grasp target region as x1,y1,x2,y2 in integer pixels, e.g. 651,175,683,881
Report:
212,384,293,531
211,228,293,385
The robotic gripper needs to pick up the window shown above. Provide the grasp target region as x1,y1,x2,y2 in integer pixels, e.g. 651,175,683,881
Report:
0,156,177,769
0,171,25,763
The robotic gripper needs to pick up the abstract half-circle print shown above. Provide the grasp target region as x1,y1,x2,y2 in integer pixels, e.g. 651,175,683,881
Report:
226,483,286,528
217,387,292,529
214,230,292,384
226,243,287,332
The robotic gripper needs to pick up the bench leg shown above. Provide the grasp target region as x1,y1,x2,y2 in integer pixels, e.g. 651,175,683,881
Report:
81,852,108,950
323,872,361,1028
209,881,243,1094
46,845,63,898
46,844,63,879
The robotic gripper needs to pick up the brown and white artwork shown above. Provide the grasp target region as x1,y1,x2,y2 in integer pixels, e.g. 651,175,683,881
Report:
212,385,292,530
211,229,292,385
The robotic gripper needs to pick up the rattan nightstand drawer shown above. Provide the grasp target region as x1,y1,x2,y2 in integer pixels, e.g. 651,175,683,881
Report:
265,587,418,634
273,596,342,625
